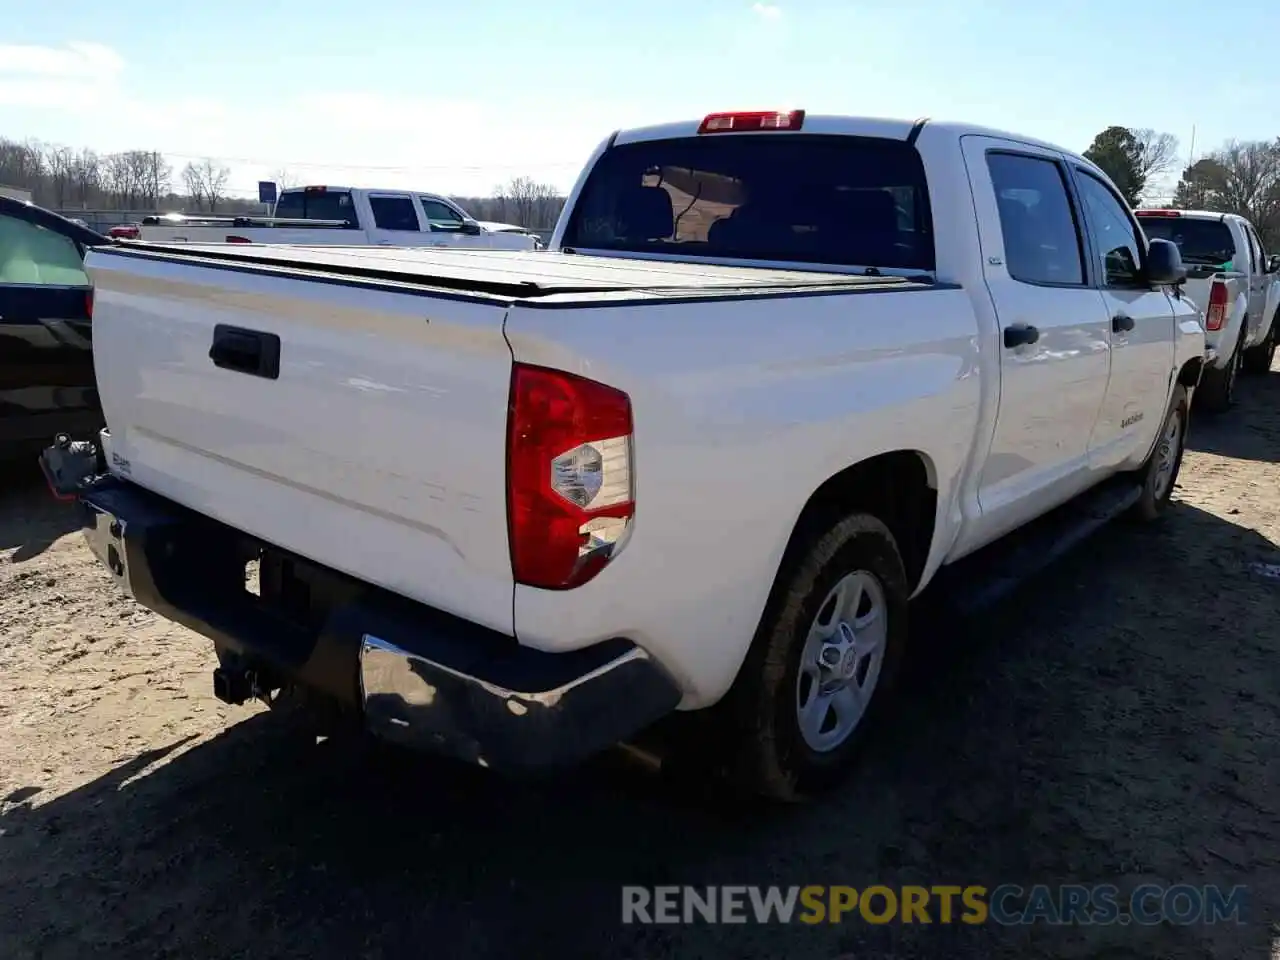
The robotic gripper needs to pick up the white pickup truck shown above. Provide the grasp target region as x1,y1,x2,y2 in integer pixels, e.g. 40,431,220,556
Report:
1136,208,1280,410
44,112,1207,801
114,186,541,250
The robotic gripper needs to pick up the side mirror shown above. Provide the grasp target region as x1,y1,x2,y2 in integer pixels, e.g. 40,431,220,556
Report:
459,220,483,236
1268,253,1280,274
1145,238,1185,286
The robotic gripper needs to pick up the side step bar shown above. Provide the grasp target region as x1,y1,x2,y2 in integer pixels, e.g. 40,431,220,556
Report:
926,481,1143,617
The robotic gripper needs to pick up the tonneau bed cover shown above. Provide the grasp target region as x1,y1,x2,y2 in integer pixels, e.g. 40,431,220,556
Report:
99,241,928,300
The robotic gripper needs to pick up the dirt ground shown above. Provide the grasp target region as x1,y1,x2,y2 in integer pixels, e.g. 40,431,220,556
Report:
2,376,1279,960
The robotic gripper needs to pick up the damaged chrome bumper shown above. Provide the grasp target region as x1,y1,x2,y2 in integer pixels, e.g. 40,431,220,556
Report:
359,634,681,770
55,468,683,773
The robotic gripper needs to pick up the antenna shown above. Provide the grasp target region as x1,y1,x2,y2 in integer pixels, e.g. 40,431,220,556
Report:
1188,124,1196,165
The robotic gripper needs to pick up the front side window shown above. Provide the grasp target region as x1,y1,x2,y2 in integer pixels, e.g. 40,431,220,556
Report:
1075,172,1145,288
986,152,1085,286
0,215,89,286
421,199,464,227
1246,224,1264,272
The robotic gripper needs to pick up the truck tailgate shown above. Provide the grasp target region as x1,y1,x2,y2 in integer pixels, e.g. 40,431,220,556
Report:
84,246,517,634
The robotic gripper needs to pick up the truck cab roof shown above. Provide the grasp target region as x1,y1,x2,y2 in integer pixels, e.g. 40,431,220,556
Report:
1136,208,1242,223
612,114,1093,165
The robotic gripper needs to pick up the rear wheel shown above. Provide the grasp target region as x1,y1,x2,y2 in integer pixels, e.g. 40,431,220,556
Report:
1242,314,1279,374
714,513,910,802
1198,332,1242,414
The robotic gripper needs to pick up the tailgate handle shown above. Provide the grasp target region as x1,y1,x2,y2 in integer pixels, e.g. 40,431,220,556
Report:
209,325,281,380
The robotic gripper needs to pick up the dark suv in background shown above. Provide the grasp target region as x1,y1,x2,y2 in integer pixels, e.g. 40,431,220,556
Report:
0,196,108,460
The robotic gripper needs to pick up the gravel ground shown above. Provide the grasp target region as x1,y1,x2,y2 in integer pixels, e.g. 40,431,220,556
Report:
2,372,1279,960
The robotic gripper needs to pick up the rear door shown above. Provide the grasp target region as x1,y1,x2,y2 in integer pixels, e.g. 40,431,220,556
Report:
366,193,426,247
1243,222,1268,342
961,138,1112,539
1068,167,1176,471
0,207,100,447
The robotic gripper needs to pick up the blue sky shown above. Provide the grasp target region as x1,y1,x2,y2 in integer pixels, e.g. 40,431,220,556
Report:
2,0,1277,199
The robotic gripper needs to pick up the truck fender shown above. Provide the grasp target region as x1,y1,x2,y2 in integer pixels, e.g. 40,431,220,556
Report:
761,449,941,618
1223,290,1250,355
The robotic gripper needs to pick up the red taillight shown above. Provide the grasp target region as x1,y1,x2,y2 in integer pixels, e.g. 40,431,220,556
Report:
303,185,327,194
108,225,140,239
507,363,635,590
225,235,252,243
697,109,805,134
1136,209,1181,218
1205,281,1228,331
85,289,93,319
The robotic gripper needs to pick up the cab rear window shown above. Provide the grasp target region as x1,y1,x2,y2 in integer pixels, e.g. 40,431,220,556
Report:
560,134,934,271
1137,216,1235,266
274,190,360,227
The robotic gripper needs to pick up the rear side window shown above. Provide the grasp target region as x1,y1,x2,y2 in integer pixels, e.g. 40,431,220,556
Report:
369,195,420,231
0,214,89,286
1136,216,1235,267
986,153,1085,286
274,190,359,227
560,134,935,270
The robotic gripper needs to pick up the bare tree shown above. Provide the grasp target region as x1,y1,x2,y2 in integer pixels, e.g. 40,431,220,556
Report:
140,151,172,208
0,135,262,215
272,167,297,191
105,151,157,209
197,158,231,212
181,161,205,211
44,145,75,208
1172,139,1280,245
493,176,560,228
71,149,101,206
0,139,46,196
1131,129,1180,182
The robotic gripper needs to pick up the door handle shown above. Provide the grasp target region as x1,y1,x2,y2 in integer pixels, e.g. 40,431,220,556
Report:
1113,313,1135,333
1003,323,1040,348
209,324,281,380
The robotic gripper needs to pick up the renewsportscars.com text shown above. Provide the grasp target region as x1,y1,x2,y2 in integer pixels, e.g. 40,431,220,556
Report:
621,884,1248,926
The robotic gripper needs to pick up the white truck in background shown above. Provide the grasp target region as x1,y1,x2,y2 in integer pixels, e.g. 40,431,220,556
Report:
1136,208,1280,410
45,111,1207,802
111,186,542,250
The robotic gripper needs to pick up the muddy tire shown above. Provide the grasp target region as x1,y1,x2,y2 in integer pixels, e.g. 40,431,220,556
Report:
712,513,910,802
1128,385,1189,523
1198,333,1242,414
1242,315,1278,375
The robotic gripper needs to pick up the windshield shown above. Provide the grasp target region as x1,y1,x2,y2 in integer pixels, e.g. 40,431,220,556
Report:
1138,216,1235,266
560,134,934,271
274,190,360,227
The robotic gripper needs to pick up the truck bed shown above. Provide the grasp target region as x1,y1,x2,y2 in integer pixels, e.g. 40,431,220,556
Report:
102,242,929,302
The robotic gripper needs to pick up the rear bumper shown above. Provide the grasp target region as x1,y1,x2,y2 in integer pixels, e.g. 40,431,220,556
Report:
77,475,682,771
